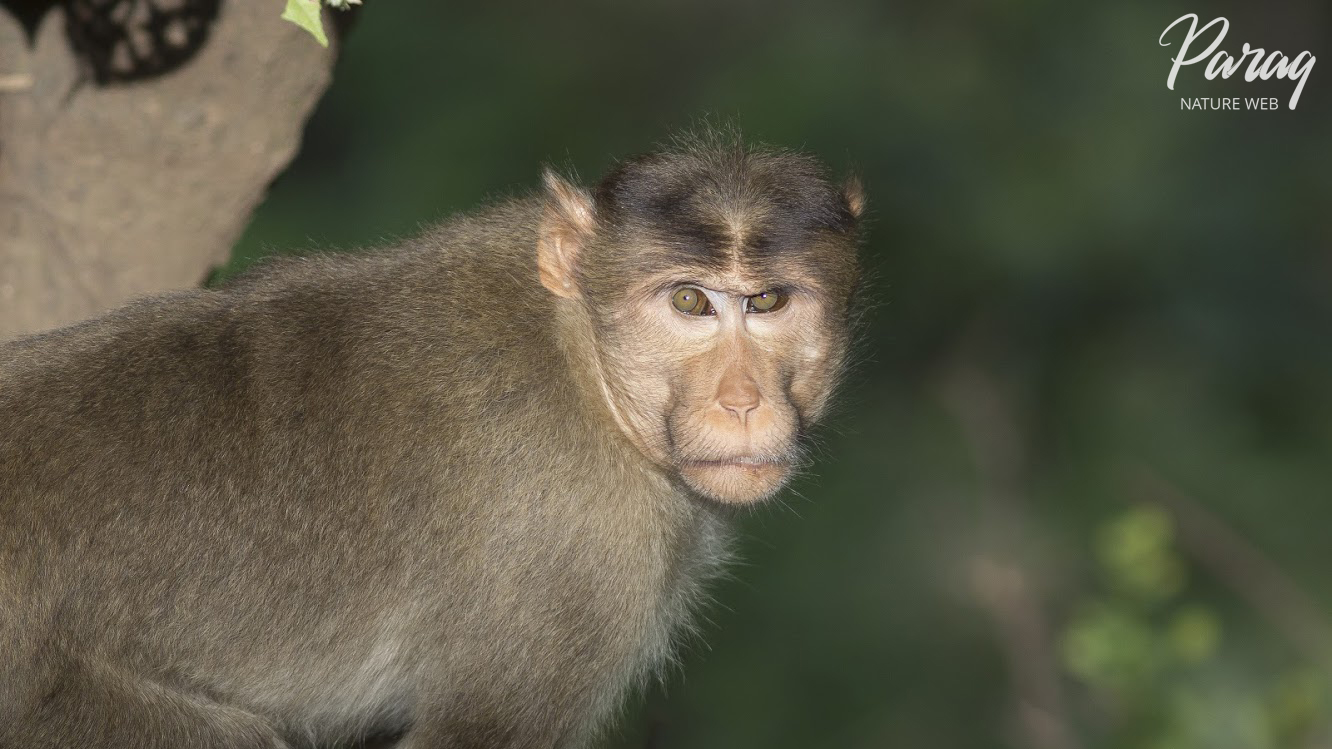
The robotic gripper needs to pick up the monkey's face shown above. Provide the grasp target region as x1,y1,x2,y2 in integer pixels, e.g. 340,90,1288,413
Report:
590,266,851,504
536,138,864,504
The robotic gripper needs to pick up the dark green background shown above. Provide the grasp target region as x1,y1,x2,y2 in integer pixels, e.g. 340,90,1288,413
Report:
223,1,1332,746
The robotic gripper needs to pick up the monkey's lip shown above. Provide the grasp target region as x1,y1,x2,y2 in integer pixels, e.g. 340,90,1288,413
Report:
683,456,789,470
678,456,794,504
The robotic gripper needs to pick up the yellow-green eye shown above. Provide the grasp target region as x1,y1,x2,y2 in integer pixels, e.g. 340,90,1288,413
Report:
671,287,713,316
746,291,787,313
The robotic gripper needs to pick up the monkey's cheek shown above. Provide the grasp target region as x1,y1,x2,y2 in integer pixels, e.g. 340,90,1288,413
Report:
678,460,793,505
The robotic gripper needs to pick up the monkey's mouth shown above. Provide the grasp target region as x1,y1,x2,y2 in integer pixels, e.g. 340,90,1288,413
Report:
688,456,787,469
677,457,793,504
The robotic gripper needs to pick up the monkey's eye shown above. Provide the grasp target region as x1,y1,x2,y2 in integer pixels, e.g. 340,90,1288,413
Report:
671,287,714,316
745,291,788,313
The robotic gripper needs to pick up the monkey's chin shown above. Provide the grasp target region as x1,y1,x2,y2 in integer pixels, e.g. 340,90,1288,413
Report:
678,459,792,505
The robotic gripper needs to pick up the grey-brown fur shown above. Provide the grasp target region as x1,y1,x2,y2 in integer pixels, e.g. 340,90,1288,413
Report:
0,134,861,748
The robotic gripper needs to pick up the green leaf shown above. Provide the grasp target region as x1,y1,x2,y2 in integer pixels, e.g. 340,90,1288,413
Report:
1267,670,1325,743
282,0,328,47
1166,605,1221,663
1059,600,1157,688
1095,504,1187,602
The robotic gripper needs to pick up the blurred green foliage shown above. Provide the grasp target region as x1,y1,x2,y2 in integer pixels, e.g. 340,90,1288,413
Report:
1060,505,1325,749
1095,505,1187,603
220,0,1332,746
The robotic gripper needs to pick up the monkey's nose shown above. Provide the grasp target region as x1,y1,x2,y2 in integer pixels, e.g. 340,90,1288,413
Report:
716,374,761,423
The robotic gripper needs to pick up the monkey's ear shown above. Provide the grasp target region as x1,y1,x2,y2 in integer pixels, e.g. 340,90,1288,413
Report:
538,169,596,299
842,174,866,221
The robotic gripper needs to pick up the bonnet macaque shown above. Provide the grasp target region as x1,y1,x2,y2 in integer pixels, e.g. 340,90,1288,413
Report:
0,131,864,748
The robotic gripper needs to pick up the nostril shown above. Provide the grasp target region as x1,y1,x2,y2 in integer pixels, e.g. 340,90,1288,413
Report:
719,399,760,417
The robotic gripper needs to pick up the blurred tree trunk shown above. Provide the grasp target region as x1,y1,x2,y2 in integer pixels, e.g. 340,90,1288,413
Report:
0,1,337,340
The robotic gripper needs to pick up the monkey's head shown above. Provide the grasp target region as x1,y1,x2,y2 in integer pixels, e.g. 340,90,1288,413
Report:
537,134,864,505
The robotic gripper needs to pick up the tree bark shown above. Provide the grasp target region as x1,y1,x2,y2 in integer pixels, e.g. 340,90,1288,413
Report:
0,1,336,340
